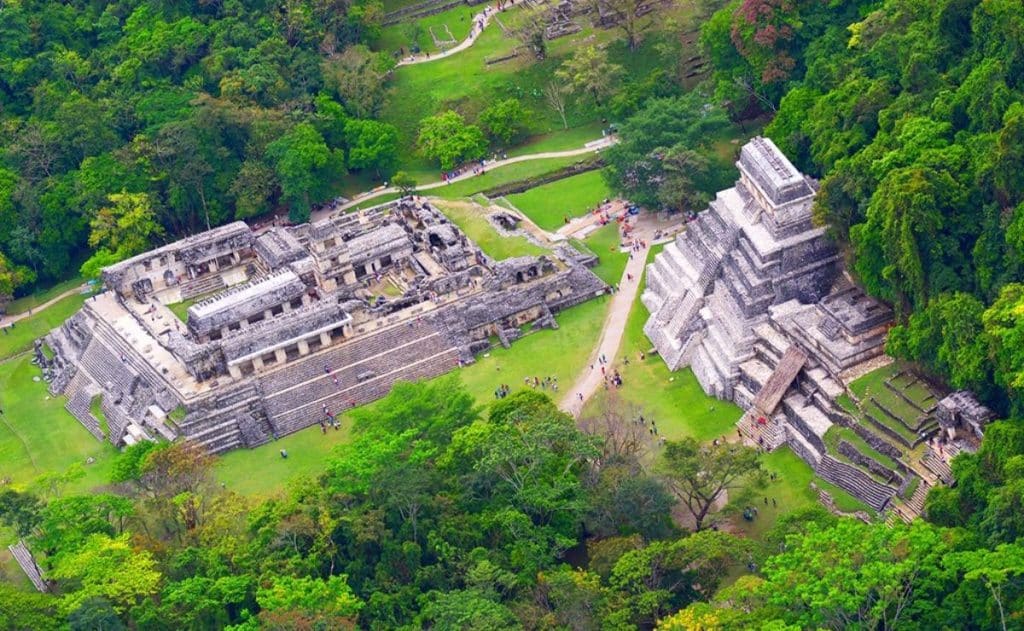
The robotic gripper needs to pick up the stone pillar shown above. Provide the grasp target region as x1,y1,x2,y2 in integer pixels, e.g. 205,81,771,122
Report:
253,355,265,370
228,364,242,379
232,251,241,264
264,309,273,320
297,339,310,356
208,258,219,272
320,331,332,347
275,348,287,364
221,326,231,339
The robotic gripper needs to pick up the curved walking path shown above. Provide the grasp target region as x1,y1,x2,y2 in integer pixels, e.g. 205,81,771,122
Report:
395,4,505,67
1,284,88,329
561,242,650,417
322,136,617,219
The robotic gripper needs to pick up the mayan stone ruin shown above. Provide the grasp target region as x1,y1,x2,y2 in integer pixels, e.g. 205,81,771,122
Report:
37,199,607,454
642,137,992,519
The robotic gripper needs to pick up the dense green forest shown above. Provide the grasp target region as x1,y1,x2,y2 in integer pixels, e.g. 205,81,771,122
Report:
0,0,391,292
4,380,1024,630
5,0,1024,628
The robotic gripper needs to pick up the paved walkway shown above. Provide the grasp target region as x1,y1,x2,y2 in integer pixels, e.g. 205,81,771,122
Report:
395,4,505,67
1,284,88,329
318,136,617,220
561,241,650,417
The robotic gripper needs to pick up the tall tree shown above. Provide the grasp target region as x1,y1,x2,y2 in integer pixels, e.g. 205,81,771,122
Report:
555,46,624,107
266,123,345,222
595,0,661,51
417,111,488,171
659,438,761,531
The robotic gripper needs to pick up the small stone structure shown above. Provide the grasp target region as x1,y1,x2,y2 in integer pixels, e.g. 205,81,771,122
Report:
935,391,994,445
642,137,988,517
39,199,606,454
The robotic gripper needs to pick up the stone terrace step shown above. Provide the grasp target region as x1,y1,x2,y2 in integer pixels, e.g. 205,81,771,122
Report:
267,348,459,436
816,455,897,511
8,540,47,592
179,273,227,301
63,372,105,441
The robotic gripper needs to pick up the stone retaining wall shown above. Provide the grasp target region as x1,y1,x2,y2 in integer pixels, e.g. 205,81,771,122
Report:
481,158,603,197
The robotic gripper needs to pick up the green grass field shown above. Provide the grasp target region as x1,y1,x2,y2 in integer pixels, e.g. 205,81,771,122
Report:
376,3,480,56
167,297,200,323
580,223,630,286
5,276,87,315
507,169,613,231
456,297,608,403
376,3,681,174
0,293,89,361
0,355,117,493
345,154,588,201
433,198,549,259
215,419,354,497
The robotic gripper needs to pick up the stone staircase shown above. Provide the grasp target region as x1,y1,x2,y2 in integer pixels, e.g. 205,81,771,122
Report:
178,273,227,301
905,478,930,515
816,455,897,511
737,410,785,450
63,371,105,440
921,449,953,484
8,540,46,592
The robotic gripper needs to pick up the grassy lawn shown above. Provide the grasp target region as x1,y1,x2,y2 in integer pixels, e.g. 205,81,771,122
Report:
727,447,870,539
344,154,588,202
90,395,110,440
376,3,480,56
0,355,117,494
377,8,681,173
824,424,898,470
0,293,89,361
506,122,607,158
432,199,549,260
581,223,630,286
167,297,200,323
728,447,820,539
507,169,613,231
6,276,87,315
455,298,609,403
215,420,354,497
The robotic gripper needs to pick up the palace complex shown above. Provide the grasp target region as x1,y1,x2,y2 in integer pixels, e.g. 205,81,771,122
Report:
37,199,606,454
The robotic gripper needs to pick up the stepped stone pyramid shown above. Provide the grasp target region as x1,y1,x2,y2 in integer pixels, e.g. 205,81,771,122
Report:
642,136,839,399
641,137,965,516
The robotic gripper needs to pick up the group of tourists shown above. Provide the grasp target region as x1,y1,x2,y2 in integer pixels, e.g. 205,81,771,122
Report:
493,374,560,399
440,158,491,184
